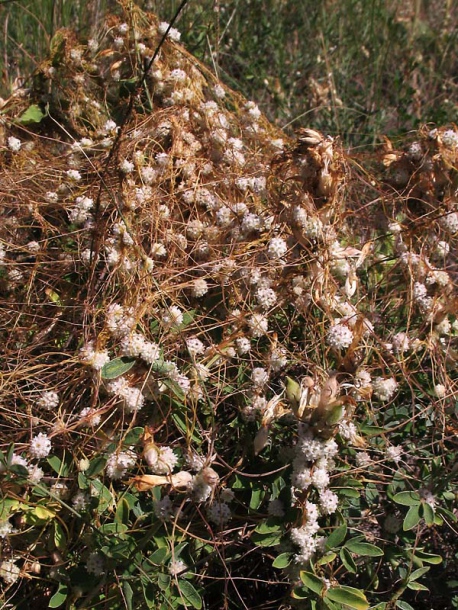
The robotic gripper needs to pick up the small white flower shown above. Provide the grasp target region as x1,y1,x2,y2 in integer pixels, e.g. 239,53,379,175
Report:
8,136,22,152
0,559,21,584
355,451,372,468
311,467,330,490
120,159,134,174
373,377,398,401
158,21,181,42
248,313,268,337
267,237,288,259
66,169,82,182
251,367,269,388
106,451,136,479
144,445,178,475
326,323,354,350
186,337,205,356
169,559,187,576
386,445,403,463
79,341,110,371
0,520,14,538
434,384,446,398
30,433,52,459
37,390,59,410
153,495,175,520
191,278,208,297
163,305,183,328
319,489,339,515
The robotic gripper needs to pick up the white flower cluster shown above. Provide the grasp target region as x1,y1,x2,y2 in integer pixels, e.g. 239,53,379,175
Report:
326,322,354,349
68,195,94,224
144,444,178,474
79,341,110,371
158,21,181,42
8,136,22,152
30,433,52,459
0,559,21,584
107,377,145,412
106,450,136,479
372,377,398,401
37,390,59,410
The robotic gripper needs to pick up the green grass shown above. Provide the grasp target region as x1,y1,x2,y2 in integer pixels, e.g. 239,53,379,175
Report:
1,0,457,144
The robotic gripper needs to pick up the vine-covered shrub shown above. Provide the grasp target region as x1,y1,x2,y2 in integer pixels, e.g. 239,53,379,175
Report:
0,4,457,609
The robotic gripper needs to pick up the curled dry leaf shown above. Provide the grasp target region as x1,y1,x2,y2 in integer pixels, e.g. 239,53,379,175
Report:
131,470,193,491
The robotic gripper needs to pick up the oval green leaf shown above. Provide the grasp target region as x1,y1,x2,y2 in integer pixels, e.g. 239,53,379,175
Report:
392,491,421,506
344,540,383,557
403,505,421,531
326,523,347,549
16,104,46,125
421,501,435,526
177,579,202,609
340,547,357,573
48,583,69,608
272,552,293,569
300,571,324,595
101,357,136,379
325,585,369,610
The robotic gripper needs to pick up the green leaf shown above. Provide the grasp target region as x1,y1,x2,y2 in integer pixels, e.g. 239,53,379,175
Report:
407,581,429,591
291,587,309,600
46,455,70,477
123,427,144,446
53,521,67,551
250,486,265,510
392,491,421,506
338,488,360,498
421,501,435,526
85,456,107,477
149,547,169,565
101,357,136,379
300,571,324,595
403,505,421,531
177,579,202,609
272,552,293,569
396,601,415,610
317,552,337,566
327,523,347,549
409,567,430,581
115,498,130,526
142,581,156,609
413,550,442,564
34,505,56,520
251,530,282,547
254,519,281,534
16,104,46,125
0,498,20,520
344,540,383,557
340,548,357,573
90,479,113,513
48,583,68,608
325,586,369,610
157,573,171,591
9,464,29,477
99,522,128,535
123,580,134,610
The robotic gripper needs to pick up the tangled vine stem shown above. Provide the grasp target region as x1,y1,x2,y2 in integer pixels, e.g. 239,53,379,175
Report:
0,3,457,609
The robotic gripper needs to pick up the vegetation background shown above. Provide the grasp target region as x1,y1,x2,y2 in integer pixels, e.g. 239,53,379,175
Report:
1,0,457,144
1,1,458,610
